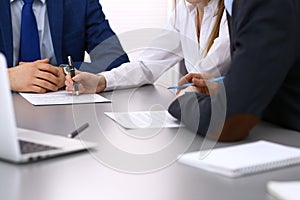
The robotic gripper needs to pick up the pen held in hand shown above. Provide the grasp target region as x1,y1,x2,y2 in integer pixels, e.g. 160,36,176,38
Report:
68,56,79,96
167,76,225,90
168,83,195,90
73,82,79,96
68,123,89,139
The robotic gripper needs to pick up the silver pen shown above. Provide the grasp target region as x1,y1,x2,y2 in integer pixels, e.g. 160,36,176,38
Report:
67,56,79,96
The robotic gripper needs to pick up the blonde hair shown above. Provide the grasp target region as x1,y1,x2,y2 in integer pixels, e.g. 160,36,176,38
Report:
206,0,224,52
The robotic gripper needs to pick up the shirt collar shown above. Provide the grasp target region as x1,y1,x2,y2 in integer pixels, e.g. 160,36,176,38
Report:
224,0,234,16
185,2,196,12
185,0,220,15
10,0,46,4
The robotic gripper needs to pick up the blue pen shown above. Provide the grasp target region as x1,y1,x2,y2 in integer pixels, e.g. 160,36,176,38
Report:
167,76,224,90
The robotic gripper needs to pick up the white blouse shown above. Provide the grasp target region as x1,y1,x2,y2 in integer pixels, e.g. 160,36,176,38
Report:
101,0,230,90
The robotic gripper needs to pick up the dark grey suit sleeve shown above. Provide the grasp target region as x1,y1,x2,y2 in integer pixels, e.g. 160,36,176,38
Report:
168,92,211,136
168,0,297,136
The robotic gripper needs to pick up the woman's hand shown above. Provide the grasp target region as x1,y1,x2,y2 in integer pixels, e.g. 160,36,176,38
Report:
65,71,106,94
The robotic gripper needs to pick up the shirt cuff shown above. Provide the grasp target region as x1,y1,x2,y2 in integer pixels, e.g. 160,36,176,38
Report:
99,71,115,91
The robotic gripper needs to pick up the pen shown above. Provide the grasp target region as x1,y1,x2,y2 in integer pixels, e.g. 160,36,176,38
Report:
168,83,196,90
68,123,89,138
167,76,225,90
68,56,79,96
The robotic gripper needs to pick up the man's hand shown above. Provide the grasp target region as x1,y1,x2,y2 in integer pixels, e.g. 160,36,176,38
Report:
65,71,106,94
8,58,65,93
176,73,220,96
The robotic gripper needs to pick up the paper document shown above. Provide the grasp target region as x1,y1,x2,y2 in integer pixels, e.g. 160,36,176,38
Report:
104,110,183,129
178,141,300,178
20,90,111,106
267,181,300,200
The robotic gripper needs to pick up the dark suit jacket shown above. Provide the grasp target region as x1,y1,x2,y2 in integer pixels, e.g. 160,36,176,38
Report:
0,0,129,73
168,0,300,141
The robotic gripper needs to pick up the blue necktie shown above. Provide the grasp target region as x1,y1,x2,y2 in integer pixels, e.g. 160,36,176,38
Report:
20,0,41,62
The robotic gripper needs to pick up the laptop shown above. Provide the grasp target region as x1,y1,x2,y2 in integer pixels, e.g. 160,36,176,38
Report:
0,54,97,163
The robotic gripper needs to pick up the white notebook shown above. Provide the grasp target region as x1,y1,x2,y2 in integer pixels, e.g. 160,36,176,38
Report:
267,181,300,200
178,141,300,178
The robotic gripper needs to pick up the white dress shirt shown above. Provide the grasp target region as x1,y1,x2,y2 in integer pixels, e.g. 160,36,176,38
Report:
224,0,234,15
102,0,230,90
10,0,57,66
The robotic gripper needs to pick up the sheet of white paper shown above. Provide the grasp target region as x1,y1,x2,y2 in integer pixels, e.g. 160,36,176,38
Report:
104,111,183,129
20,90,111,106
267,181,300,200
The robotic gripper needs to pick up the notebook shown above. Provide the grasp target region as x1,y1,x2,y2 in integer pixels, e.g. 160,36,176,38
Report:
0,54,97,163
267,181,300,200
178,140,300,178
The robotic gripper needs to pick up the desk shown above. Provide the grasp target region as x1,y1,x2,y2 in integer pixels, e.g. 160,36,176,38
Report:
1,85,300,200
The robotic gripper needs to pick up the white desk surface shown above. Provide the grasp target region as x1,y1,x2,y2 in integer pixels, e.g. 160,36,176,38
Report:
1,85,300,200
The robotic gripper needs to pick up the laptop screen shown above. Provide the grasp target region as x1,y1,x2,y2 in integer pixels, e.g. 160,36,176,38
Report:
0,54,21,161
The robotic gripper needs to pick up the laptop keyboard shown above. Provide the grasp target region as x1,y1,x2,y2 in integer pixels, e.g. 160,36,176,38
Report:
19,140,58,154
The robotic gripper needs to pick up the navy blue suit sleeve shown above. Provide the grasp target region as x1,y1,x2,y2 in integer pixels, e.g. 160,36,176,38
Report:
168,0,297,139
75,0,129,73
